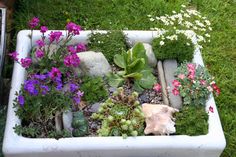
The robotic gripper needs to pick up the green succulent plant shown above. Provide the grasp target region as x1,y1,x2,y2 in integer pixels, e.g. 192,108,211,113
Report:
107,42,156,92
92,87,145,138
72,111,88,137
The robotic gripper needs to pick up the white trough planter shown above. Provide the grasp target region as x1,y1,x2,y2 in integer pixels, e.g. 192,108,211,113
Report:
3,30,226,157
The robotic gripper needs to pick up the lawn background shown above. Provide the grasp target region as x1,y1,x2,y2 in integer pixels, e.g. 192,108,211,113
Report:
1,0,235,156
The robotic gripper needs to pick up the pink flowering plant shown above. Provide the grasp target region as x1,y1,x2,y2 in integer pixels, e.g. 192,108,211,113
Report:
173,62,220,106
10,17,88,138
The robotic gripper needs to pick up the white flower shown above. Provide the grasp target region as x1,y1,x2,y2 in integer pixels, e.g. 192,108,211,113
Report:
147,14,152,17
184,13,190,18
186,42,190,46
149,18,155,22
160,41,165,46
205,33,210,38
181,4,186,8
172,11,177,14
205,20,211,26
209,27,212,31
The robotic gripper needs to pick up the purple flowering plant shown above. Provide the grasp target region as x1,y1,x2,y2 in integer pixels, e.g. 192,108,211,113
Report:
11,17,88,137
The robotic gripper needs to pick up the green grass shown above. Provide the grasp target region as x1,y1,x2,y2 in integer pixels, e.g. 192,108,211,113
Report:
1,0,235,156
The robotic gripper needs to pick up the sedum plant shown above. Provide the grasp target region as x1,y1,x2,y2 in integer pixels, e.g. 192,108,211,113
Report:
92,87,145,138
172,62,220,106
107,42,157,92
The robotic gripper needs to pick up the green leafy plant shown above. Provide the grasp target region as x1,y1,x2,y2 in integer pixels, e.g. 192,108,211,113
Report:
88,31,129,63
152,31,195,63
107,42,157,92
172,62,220,106
72,111,88,137
92,87,145,138
175,105,208,136
80,76,108,104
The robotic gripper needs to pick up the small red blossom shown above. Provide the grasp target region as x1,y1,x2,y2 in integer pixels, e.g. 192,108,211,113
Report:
20,58,32,68
211,83,220,95
76,43,87,52
172,88,180,96
209,106,214,113
153,83,162,92
200,80,206,85
172,80,181,87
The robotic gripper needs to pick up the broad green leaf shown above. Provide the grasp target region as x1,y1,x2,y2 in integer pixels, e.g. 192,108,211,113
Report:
106,73,124,87
137,70,157,89
127,58,145,73
132,43,148,63
114,54,126,68
124,72,142,80
133,81,145,93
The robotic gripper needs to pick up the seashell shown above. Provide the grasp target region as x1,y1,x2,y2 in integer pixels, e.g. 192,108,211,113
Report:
142,103,178,135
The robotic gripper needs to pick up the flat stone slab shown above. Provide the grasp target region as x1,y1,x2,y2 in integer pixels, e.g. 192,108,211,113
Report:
62,110,73,132
157,61,169,105
163,59,182,109
75,51,112,76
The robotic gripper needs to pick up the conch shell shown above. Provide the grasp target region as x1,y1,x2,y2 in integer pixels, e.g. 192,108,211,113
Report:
142,103,178,135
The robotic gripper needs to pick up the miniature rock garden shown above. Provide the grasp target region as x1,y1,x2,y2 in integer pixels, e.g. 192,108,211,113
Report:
10,6,220,139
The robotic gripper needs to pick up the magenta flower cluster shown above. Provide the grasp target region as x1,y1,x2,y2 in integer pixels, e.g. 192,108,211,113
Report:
28,17,40,29
66,22,81,35
64,54,80,67
13,17,86,108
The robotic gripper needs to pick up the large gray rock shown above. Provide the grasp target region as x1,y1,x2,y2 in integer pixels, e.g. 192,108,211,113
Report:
163,60,182,109
157,61,169,105
62,110,73,132
143,43,157,68
75,51,112,76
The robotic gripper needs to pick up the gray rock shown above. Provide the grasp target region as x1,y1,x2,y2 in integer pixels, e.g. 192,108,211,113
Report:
163,60,182,109
157,61,169,105
143,43,157,68
130,43,157,68
89,103,101,113
62,110,73,132
74,51,111,76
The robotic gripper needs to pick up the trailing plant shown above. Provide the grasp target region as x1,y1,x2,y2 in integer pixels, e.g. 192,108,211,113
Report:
152,31,194,63
80,76,108,104
88,31,129,63
107,42,157,92
92,87,145,138
172,62,220,106
9,17,85,138
175,105,208,136
72,111,88,137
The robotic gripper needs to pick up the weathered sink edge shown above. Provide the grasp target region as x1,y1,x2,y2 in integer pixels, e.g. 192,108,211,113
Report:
2,30,226,157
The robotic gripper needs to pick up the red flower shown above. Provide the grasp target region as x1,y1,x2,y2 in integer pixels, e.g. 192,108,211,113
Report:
172,88,180,96
153,83,162,92
172,80,181,87
209,106,214,113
